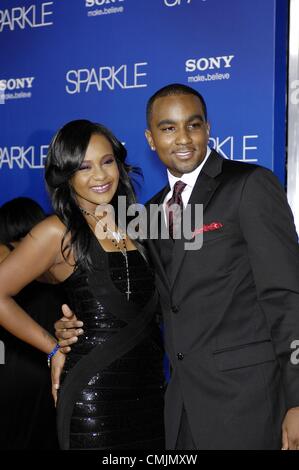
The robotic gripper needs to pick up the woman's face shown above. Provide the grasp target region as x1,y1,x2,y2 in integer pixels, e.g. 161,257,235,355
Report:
71,133,120,213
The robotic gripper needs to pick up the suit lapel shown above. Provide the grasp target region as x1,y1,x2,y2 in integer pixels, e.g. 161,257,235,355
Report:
170,151,224,287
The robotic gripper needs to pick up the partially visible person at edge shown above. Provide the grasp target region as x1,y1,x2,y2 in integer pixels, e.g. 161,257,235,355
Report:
0,121,165,450
55,84,299,450
0,197,64,450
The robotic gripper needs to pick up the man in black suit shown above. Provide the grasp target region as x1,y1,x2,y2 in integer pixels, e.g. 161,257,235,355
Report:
54,84,299,450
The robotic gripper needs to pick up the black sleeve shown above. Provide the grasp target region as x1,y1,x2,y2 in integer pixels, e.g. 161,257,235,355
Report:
239,167,299,409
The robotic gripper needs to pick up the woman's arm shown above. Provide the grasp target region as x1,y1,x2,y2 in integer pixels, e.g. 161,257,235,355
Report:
0,215,66,354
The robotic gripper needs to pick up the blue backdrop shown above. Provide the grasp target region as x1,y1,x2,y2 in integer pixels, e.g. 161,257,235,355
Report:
0,0,288,212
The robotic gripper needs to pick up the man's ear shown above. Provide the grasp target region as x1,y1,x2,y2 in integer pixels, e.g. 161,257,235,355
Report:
145,129,155,151
206,122,211,137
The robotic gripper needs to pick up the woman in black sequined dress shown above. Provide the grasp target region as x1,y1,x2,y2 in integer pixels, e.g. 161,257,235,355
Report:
0,120,165,450
58,236,164,449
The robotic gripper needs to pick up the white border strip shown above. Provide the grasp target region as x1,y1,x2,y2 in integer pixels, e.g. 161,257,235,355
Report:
287,0,299,234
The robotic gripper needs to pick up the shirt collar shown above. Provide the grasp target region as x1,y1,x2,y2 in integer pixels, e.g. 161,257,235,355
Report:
167,147,212,191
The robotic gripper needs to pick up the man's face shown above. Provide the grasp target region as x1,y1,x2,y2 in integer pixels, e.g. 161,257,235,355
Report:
145,94,210,177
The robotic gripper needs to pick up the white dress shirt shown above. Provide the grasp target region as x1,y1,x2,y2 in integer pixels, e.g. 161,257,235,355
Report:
163,147,211,222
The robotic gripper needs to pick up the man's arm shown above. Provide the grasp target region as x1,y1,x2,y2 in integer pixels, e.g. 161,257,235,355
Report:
239,167,299,449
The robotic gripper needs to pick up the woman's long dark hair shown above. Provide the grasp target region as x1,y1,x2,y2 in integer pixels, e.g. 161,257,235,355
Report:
0,197,46,244
45,119,146,270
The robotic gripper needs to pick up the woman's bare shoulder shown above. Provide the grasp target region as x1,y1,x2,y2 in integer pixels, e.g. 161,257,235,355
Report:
0,244,11,263
29,214,67,242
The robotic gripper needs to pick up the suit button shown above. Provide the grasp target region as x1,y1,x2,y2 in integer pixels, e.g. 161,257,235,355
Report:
171,305,179,314
177,352,184,361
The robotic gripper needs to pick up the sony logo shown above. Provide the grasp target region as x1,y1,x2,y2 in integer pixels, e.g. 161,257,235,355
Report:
186,55,234,72
0,77,35,91
86,0,124,7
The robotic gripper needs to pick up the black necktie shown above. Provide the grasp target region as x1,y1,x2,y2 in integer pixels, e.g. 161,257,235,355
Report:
166,180,187,239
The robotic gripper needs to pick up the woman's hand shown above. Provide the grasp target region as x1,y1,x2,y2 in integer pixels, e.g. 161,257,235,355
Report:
51,349,66,406
54,304,84,353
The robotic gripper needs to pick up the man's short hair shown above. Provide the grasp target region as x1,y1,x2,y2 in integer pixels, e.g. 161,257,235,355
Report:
146,83,208,128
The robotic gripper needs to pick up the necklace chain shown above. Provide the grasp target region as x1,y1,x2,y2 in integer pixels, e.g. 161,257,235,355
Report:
79,207,124,243
79,207,131,300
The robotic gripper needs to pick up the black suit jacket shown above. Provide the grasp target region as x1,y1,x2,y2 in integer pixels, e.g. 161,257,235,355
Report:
146,150,299,449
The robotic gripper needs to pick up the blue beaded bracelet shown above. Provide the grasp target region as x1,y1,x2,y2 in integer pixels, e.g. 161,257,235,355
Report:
47,343,60,368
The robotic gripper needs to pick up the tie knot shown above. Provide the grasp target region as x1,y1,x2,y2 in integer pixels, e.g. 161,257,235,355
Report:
173,180,186,197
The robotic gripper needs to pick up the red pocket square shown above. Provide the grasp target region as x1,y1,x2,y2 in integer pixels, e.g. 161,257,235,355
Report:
192,222,224,238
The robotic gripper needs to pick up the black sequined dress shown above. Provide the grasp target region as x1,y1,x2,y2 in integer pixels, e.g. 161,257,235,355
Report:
57,234,165,449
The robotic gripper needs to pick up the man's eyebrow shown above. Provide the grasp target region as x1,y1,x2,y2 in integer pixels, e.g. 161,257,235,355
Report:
157,114,205,127
187,114,205,122
157,119,176,127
